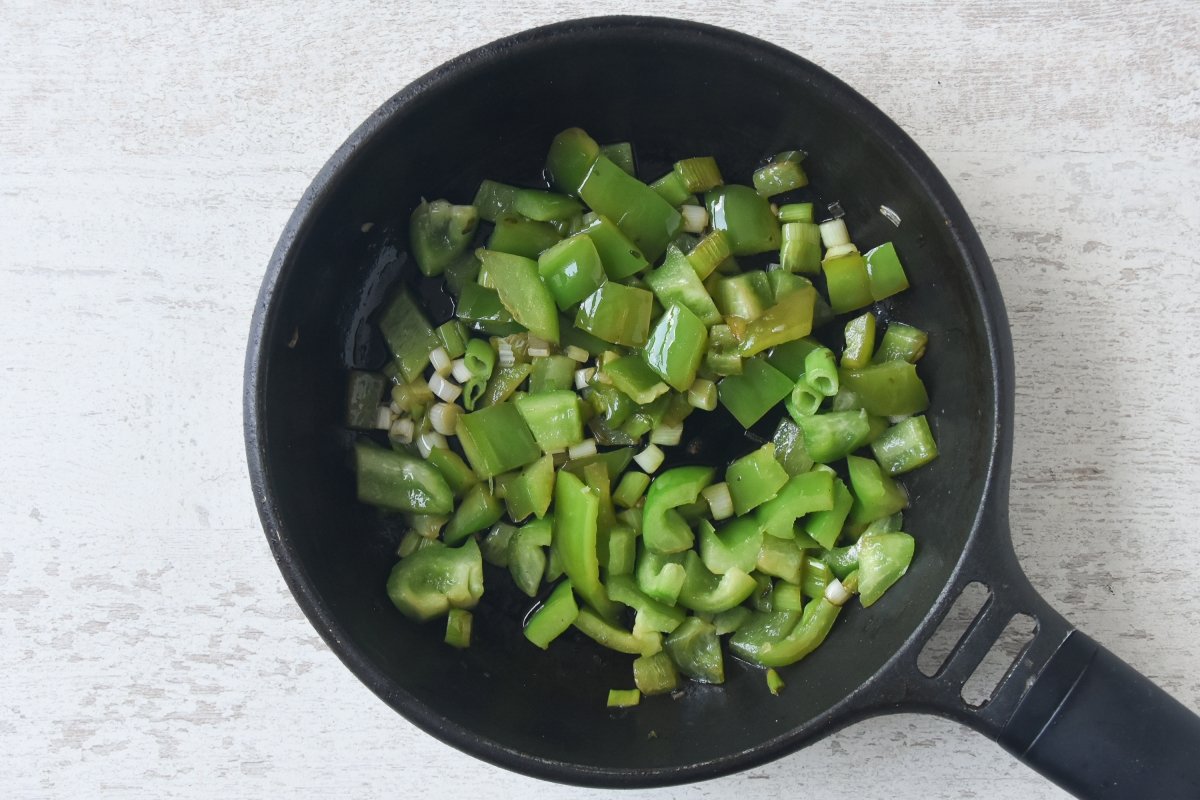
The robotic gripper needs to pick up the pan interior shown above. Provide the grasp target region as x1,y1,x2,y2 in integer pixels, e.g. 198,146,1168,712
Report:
250,20,1000,779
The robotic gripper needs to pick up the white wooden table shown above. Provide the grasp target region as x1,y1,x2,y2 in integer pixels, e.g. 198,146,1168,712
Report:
3,2,1198,797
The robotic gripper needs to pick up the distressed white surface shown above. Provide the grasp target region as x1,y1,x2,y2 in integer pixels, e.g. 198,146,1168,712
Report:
2,1,1198,797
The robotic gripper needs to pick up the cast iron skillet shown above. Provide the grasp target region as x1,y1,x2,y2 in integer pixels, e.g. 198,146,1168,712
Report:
244,16,1200,797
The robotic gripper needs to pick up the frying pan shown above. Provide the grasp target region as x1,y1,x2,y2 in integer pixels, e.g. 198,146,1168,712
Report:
243,16,1200,797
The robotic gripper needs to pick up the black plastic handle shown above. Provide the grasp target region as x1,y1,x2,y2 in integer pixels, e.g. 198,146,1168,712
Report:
998,631,1200,798
859,527,1200,799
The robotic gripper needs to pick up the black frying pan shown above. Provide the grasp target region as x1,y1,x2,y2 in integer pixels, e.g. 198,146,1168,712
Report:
243,16,1200,797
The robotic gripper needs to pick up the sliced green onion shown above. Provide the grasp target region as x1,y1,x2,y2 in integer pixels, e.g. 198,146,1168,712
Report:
701,482,734,520
819,218,850,248
444,608,473,648
607,688,641,708
680,204,709,233
674,157,723,193
777,203,814,223
687,378,718,411
634,443,665,473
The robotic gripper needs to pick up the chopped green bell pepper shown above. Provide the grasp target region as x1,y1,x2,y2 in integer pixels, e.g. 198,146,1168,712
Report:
345,370,387,430
455,401,542,479
644,246,722,326
706,184,781,256
839,361,930,417
528,354,576,394
863,242,910,301
753,151,808,197
575,282,654,347
698,518,763,575
857,532,915,606
537,234,606,311
713,271,772,321
717,357,792,428
386,538,484,622
487,215,561,259
553,469,619,619
514,390,584,453
738,285,817,357
779,221,821,275
607,575,686,633
503,453,555,522
472,179,519,222
644,303,708,392
409,199,478,277
524,579,579,648
478,249,559,343
676,551,757,613
642,466,715,553
755,470,836,538
578,214,649,280
795,409,872,463
726,443,789,515
443,482,504,544
664,617,724,684
509,517,552,597
455,283,523,337
636,549,687,604
822,250,873,314
728,610,800,663
546,127,601,196
378,288,439,382
846,454,909,527
355,442,454,515
842,312,877,369
804,477,854,549
579,155,683,262
873,322,928,364
574,607,661,655
871,415,938,475
757,534,804,583
771,417,815,476
633,650,679,695
426,447,478,498
514,188,584,221
603,354,669,405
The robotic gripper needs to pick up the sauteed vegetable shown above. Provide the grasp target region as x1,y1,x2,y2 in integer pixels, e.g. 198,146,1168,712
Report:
348,128,936,703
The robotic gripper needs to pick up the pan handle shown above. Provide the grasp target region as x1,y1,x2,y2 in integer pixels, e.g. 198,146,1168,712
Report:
868,532,1200,799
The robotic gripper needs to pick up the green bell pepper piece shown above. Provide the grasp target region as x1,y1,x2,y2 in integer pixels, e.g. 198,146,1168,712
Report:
574,607,661,656
613,470,651,509
455,283,523,337
755,471,835,539
603,355,669,405
487,215,561,259
508,517,552,597
426,447,478,498
409,199,478,277
664,617,724,684
847,455,909,527
726,443,789,515
706,184,781,256
795,409,872,463
579,155,683,262
578,214,649,280
822,250,873,314
633,650,679,695
863,242,910,301
728,610,800,663
651,170,691,207
514,390,584,453
766,337,821,380
607,689,642,707
642,466,715,554
842,312,877,369
345,370,387,430
354,442,453,515
443,482,504,545
435,320,468,359
635,548,687,604
553,469,619,619
444,608,472,648
676,551,757,613
717,357,792,428
503,453,555,522
537,234,606,311
546,127,601,196
513,188,584,222
643,303,708,392
771,417,815,476
757,534,804,583
839,361,930,417
455,401,542,479
857,532,915,606
698,517,763,575
753,589,845,667
528,354,576,394
478,249,559,343
871,415,938,475
805,477,854,550
472,179,519,222
561,446,634,482
606,526,637,577
772,581,805,612
378,288,439,382
575,282,654,347
607,575,686,633
480,522,517,567
644,245,722,326
801,555,833,599
599,141,635,174
713,271,772,321
386,538,484,622
523,579,579,649
586,383,634,427
753,151,808,197
873,322,928,364
713,605,753,635
738,285,817,357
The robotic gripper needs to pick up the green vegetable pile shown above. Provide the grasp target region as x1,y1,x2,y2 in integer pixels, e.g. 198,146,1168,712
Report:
345,128,938,705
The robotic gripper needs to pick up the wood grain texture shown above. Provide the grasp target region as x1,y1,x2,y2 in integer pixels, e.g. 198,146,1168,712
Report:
2,1,1197,797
